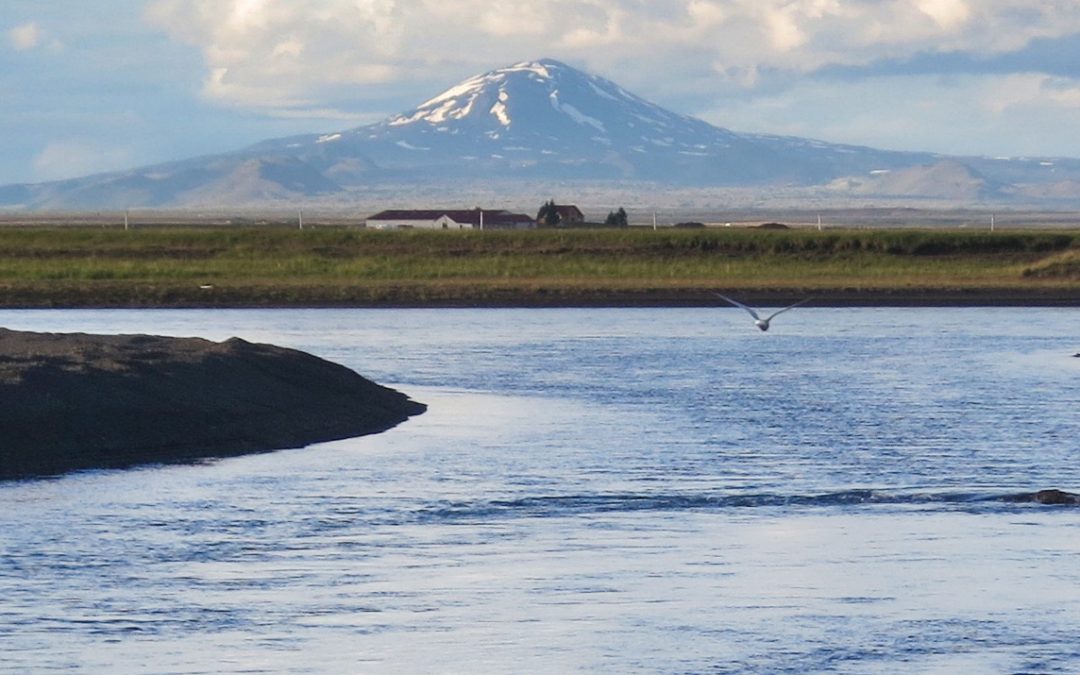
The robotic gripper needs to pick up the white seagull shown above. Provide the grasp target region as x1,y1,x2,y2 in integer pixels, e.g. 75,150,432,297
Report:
714,293,810,331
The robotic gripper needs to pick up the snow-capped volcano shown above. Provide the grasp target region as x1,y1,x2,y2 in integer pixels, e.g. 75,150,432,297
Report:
241,57,757,183
4,58,1080,208
253,57,936,185
380,58,740,155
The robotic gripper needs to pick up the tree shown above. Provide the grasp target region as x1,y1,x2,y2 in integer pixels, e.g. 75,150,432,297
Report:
604,207,628,227
536,199,561,227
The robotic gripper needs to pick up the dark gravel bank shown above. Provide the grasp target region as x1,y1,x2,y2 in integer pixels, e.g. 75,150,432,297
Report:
0,328,425,480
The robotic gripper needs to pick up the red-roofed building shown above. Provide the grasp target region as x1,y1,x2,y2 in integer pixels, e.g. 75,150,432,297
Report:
366,208,535,230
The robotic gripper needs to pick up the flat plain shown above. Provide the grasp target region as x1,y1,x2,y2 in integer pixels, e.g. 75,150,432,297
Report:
0,224,1076,307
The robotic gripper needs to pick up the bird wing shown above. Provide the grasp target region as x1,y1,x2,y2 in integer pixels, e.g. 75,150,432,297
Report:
764,298,811,321
713,293,760,320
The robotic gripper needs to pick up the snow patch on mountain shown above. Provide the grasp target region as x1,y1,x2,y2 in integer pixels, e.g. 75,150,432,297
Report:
587,81,619,102
415,75,488,111
490,94,511,126
389,88,480,126
549,93,606,133
389,62,556,130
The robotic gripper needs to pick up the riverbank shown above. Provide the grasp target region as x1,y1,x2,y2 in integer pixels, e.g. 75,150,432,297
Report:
0,227,1075,307
0,328,426,480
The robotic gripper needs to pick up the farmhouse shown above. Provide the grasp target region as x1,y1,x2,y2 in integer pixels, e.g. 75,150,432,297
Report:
366,208,535,230
554,204,584,225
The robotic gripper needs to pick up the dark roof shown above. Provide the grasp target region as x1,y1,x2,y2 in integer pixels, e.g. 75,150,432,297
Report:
367,209,534,226
554,205,583,219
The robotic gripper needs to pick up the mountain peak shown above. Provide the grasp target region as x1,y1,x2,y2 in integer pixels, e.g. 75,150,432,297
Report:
6,58,1078,209
504,57,568,76
387,57,589,129
379,56,720,154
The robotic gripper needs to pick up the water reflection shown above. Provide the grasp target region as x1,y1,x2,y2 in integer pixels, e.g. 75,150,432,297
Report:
1,307,1079,672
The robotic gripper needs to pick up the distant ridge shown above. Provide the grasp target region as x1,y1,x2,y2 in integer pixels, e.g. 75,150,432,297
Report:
827,160,1007,201
4,58,1080,209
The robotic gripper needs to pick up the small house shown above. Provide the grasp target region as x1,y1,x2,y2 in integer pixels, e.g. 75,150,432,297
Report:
554,205,584,225
366,208,535,230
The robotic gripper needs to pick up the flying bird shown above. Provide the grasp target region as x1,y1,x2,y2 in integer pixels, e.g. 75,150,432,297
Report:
714,293,810,331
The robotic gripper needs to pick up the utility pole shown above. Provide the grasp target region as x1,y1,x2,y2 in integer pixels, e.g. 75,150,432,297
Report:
298,210,304,230
124,209,129,232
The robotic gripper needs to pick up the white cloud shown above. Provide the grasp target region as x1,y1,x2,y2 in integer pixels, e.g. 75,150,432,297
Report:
144,0,1080,109
32,139,136,181
139,0,1080,160
144,0,414,110
271,38,303,59
8,21,41,51
984,74,1080,114
476,2,550,37
764,6,805,52
697,72,1080,158
7,20,64,53
915,0,971,30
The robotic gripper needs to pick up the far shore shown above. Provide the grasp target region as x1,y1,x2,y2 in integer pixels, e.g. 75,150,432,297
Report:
2,288,1076,309
0,226,1074,309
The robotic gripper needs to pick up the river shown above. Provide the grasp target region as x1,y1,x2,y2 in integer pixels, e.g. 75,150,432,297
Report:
1,307,1078,673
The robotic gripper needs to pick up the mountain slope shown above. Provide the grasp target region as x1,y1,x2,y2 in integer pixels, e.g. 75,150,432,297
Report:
255,59,939,186
4,58,1080,209
827,160,1008,201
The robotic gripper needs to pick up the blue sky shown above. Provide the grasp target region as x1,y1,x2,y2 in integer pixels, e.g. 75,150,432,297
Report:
5,0,1080,185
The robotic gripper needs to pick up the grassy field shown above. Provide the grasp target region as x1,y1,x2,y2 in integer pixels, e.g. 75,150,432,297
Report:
0,226,1076,307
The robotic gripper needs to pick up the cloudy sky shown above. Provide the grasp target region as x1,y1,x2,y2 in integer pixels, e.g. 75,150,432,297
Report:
5,0,1080,184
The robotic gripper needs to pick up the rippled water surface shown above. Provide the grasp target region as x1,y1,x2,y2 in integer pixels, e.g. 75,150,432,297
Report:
2,307,1079,673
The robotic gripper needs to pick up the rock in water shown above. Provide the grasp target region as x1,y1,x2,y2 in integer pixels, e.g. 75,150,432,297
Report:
1003,489,1080,505
0,328,425,479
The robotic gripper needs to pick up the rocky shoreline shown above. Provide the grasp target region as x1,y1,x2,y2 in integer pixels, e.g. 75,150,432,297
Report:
0,328,425,480
1003,489,1080,505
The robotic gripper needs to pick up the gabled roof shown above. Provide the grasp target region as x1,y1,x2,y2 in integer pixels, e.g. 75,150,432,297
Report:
554,204,583,219
367,209,534,226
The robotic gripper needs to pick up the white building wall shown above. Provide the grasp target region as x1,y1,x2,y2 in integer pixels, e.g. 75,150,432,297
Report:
435,216,474,229
366,217,475,230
